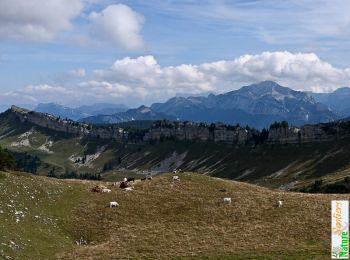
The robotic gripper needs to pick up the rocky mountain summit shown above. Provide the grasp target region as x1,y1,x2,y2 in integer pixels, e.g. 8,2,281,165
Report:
150,81,339,128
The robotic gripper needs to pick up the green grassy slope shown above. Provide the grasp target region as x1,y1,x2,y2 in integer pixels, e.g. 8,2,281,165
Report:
0,171,92,259
1,110,350,190
1,171,349,259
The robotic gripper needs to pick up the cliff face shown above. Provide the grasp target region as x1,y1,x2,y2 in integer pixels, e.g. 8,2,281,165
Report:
267,122,350,144
11,105,128,142
143,122,249,144
9,105,350,146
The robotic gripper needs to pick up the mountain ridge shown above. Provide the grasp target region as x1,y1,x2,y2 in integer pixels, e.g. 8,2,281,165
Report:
78,81,339,129
35,102,128,121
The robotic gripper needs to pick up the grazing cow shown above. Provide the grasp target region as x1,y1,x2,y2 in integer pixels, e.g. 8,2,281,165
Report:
76,237,87,245
109,201,119,208
127,177,135,182
123,187,134,192
278,200,283,208
102,188,111,193
172,175,180,181
120,181,128,189
141,175,152,181
91,186,101,192
223,197,231,204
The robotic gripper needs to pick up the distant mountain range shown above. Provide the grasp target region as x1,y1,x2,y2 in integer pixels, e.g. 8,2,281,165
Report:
79,105,176,124
34,103,128,121
79,81,340,129
309,87,350,117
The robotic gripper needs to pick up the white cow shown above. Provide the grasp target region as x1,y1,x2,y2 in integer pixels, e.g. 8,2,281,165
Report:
172,175,180,181
109,201,119,208
223,197,231,204
278,200,283,208
102,188,111,193
123,187,134,192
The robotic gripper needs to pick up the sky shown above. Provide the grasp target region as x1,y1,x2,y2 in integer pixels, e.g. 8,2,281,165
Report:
1,0,350,109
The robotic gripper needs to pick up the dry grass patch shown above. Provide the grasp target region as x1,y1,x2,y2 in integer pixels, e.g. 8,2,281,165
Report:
58,173,348,259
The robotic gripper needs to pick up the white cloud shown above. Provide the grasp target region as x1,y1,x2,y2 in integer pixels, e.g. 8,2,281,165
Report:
68,68,86,78
6,52,350,107
88,52,350,100
0,1,146,51
0,0,84,41
89,4,145,51
93,55,215,95
79,81,133,97
25,84,70,94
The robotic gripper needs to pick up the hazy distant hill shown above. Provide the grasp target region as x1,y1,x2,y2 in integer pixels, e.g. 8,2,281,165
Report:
80,105,176,124
310,87,350,117
35,102,128,121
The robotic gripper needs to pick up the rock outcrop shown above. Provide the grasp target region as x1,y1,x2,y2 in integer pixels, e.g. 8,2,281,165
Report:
9,105,350,146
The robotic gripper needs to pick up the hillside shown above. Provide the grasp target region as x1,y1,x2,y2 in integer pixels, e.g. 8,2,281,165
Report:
1,106,350,191
0,171,348,259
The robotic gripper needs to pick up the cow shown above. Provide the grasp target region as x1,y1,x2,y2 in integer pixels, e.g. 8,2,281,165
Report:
172,175,180,181
102,188,111,193
223,198,231,204
278,200,283,208
141,175,152,181
91,186,101,192
119,181,128,189
109,201,119,208
127,177,135,182
123,187,134,192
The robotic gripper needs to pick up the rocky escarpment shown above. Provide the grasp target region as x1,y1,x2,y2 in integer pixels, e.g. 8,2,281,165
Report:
10,106,128,142
267,121,350,143
8,105,350,146
143,121,250,145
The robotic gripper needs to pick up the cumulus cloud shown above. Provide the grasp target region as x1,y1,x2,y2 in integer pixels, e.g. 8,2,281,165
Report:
6,52,350,107
0,1,146,51
92,55,215,96
89,4,145,50
199,52,349,93
0,0,84,41
87,52,350,101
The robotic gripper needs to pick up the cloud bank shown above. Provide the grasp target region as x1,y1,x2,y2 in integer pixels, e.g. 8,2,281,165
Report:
0,0,83,41
0,1,145,51
2,51,350,106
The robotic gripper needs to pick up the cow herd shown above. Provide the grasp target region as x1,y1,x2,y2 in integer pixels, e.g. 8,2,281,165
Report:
91,173,284,210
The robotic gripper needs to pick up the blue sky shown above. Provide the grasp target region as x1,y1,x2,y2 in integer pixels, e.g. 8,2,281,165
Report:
1,0,350,108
